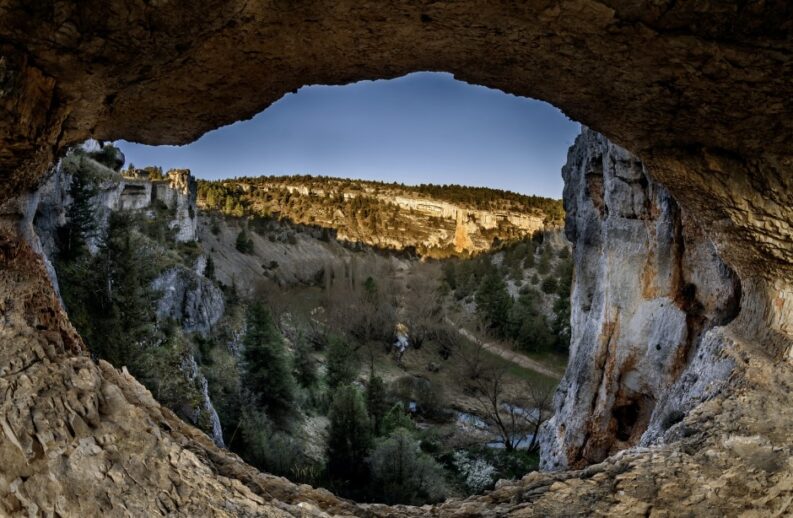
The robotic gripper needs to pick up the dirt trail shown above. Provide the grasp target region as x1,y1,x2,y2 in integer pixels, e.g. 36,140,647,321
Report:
445,317,565,380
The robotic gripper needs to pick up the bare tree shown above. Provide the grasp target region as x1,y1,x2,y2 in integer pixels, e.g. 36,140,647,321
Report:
458,339,553,452
402,266,443,350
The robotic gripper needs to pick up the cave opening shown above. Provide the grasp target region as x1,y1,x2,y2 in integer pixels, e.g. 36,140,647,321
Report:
37,72,587,505
2,4,791,514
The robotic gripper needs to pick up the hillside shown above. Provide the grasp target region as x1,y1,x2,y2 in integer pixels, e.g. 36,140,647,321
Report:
37,146,570,506
193,174,564,257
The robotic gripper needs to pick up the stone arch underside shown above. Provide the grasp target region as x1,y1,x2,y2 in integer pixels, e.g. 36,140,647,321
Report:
1,1,792,516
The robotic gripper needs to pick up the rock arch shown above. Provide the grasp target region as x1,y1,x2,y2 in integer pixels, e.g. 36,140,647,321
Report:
1,2,792,515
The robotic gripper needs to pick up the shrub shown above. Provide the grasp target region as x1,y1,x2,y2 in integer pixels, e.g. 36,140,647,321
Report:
367,428,448,504
452,451,496,493
235,229,255,254
541,275,558,294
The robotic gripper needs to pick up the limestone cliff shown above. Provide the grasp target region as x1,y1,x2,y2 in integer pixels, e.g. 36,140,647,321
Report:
31,156,225,448
119,168,198,242
540,128,740,470
35,156,199,267
151,266,224,337
199,177,555,257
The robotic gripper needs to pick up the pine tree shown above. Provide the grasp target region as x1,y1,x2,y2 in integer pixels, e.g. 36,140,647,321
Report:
363,276,378,302
236,229,254,254
507,288,554,353
326,336,359,389
368,428,448,504
366,375,388,436
523,241,535,268
204,254,215,280
541,275,558,294
537,246,552,275
205,190,217,208
552,255,574,352
326,384,372,489
476,270,512,336
242,302,296,425
88,213,158,367
293,335,318,388
58,170,99,260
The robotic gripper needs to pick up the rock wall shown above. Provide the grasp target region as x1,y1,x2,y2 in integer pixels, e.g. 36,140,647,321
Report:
214,179,550,257
32,159,225,448
151,266,224,337
34,159,198,267
153,169,198,242
540,129,740,469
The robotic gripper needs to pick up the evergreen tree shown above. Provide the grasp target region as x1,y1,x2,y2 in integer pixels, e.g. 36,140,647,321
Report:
206,189,217,208
326,335,359,389
58,170,99,260
363,276,378,302
552,255,574,352
326,384,372,489
441,261,458,290
523,241,535,268
380,403,415,436
204,254,215,280
368,428,448,504
366,375,388,436
507,288,554,353
242,302,296,425
476,270,513,336
293,335,318,388
537,248,551,275
69,212,159,368
541,275,558,294
235,229,254,254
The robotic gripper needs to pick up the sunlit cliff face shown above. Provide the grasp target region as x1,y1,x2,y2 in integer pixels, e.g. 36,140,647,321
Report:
0,1,792,515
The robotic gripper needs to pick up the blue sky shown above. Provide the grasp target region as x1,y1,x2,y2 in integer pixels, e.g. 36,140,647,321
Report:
118,72,580,198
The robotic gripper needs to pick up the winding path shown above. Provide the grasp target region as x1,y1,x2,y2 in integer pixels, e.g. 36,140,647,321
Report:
444,317,565,380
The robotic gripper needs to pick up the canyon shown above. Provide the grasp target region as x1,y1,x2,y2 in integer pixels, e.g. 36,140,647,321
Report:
198,176,558,257
1,1,792,516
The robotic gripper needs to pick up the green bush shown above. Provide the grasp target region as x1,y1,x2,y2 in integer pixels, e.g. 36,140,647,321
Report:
541,276,558,294
368,428,448,504
235,229,255,254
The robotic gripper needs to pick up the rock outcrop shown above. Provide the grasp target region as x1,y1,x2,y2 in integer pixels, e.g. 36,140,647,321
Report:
34,157,198,266
540,128,740,470
31,156,226,449
151,266,224,337
203,177,552,257
153,169,198,242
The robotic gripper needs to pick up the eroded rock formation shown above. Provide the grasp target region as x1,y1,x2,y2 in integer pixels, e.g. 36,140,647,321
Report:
540,128,741,470
203,177,551,257
151,266,224,337
1,1,792,516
